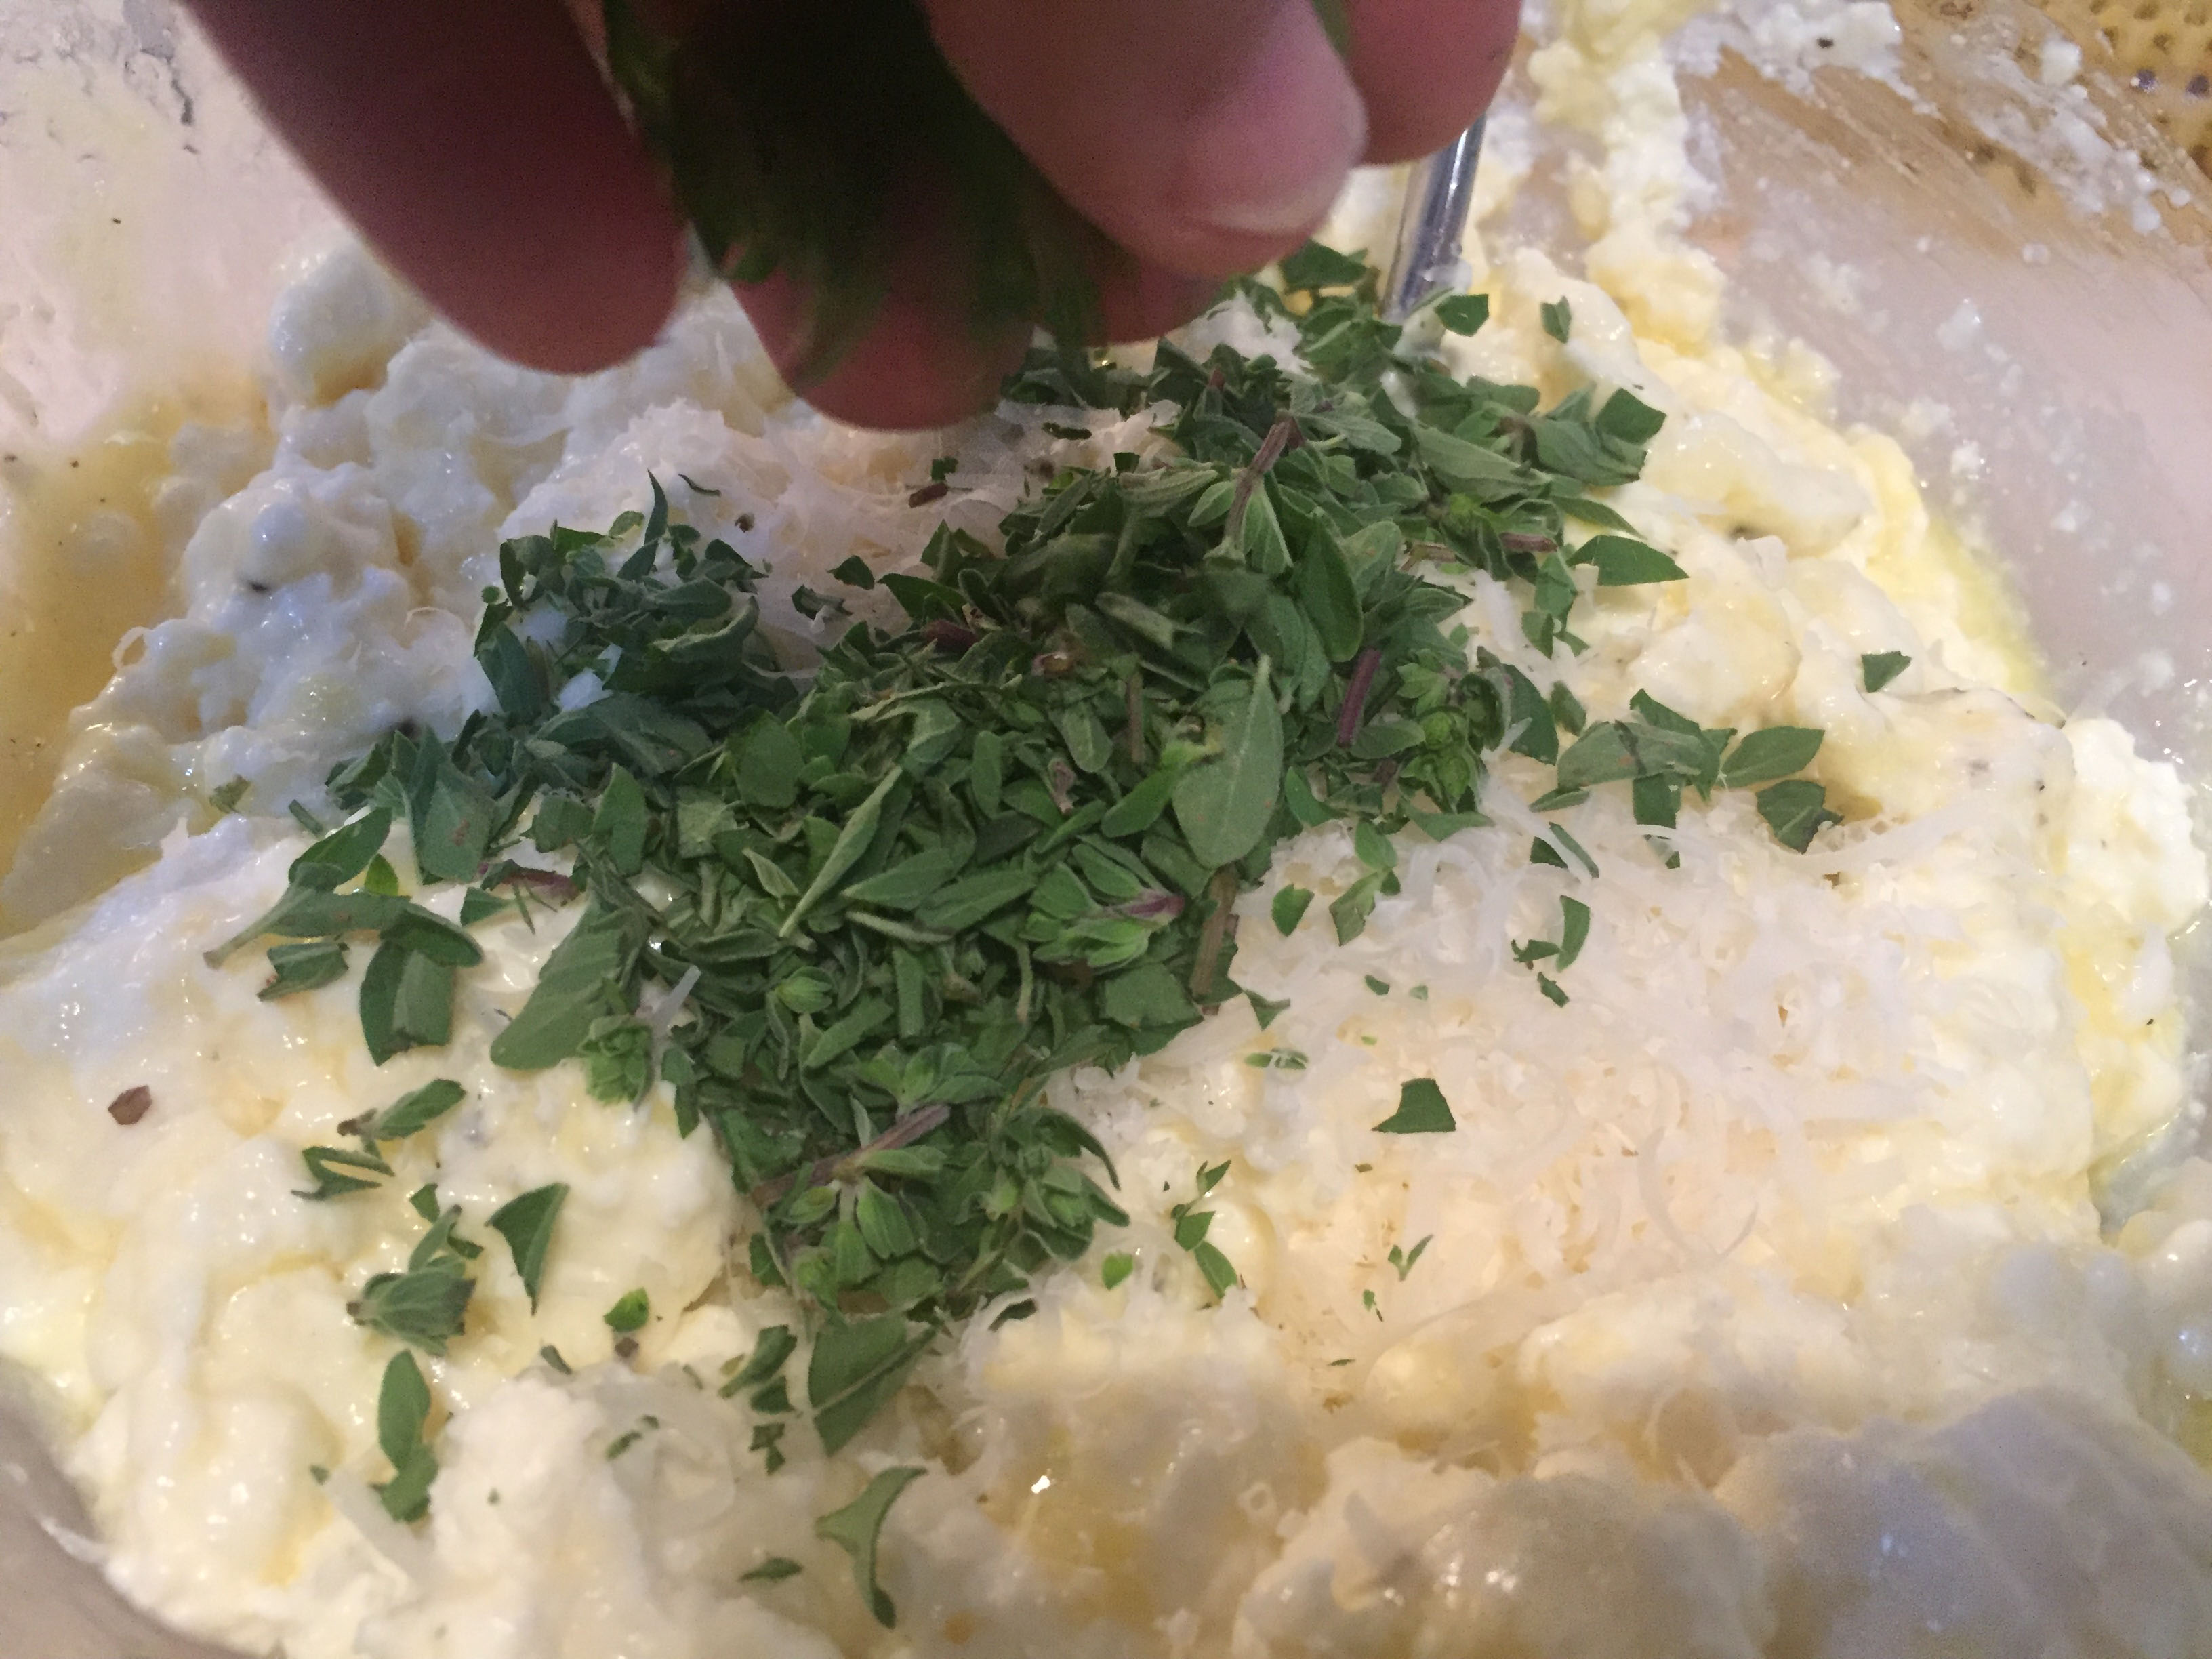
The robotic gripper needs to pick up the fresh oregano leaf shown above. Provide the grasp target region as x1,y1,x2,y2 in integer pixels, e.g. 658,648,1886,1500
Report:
1861,651,1910,693
358,1079,466,1143
815,1465,924,1628
1718,727,1824,789
359,941,455,1065
808,1316,928,1455
1433,293,1490,335
489,905,643,1071
260,939,350,1000
1756,779,1842,853
1374,1077,1456,1134
373,1351,438,1524
487,1184,568,1310
1572,535,1687,587
295,1145,393,1201
1172,660,1283,871
605,1288,651,1333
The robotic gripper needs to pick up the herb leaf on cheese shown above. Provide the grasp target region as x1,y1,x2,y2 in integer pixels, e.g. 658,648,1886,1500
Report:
1375,1077,1457,1134
487,1185,569,1311
815,1465,925,1628
373,1351,439,1525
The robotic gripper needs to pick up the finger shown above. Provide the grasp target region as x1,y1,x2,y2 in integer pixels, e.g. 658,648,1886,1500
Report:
1341,0,1520,163
181,0,683,374
735,229,1217,430
924,0,1366,281
737,272,1029,432
1085,241,1227,344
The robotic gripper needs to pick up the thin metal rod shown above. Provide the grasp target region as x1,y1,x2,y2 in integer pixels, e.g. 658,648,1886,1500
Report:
1383,117,1486,321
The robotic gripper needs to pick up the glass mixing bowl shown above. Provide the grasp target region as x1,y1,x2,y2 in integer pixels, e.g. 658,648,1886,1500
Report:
2,1,2209,1652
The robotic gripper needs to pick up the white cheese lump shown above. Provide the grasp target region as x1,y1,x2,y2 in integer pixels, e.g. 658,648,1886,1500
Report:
7,7,2212,1655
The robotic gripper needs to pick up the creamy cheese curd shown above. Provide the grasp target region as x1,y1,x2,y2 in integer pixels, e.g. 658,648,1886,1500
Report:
8,2,2212,1656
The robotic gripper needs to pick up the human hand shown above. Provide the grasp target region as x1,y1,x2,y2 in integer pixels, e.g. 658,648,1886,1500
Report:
180,0,1518,428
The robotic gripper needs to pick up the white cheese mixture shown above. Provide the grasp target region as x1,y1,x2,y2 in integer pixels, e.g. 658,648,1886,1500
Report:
7,3,2212,1656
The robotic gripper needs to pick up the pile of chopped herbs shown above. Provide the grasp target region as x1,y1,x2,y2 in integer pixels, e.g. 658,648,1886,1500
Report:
230,249,1841,1612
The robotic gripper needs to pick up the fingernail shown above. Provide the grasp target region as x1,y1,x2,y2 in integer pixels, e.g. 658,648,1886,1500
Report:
1177,0,1367,241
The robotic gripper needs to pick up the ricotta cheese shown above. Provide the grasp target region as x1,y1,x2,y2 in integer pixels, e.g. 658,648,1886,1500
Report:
3,2,2212,1656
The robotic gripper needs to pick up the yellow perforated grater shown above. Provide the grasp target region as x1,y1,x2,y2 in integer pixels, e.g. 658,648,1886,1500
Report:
2034,0,2212,170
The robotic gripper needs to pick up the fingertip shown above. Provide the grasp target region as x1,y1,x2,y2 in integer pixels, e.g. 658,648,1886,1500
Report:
470,218,689,377
929,0,1364,285
1164,0,1366,265
735,272,1028,432
1086,243,1225,342
1345,0,1519,164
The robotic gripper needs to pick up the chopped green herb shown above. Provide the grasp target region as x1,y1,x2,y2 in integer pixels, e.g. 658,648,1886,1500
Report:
1542,299,1573,342
750,1420,790,1473
1364,975,1391,996
209,777,249,816
1101,1251,1135,1290
1168,1163,1240,1300
815,1465,924,1629
260,939,351,1000
1387,1235,1431,1279
741,1557,804,1584
721,1325,799,1397
359,939,457,1065
373,1351,438,1524
1757,778,1843,853
1861,651,1911,692
1331,873,1385,944
604,1288,651,1334
354,1079,466,1144
295,1144,392,1202
1556,897,1591,970
1570,534,1687,587
349,1206,478,1354
1542,822,1600,878
1432,293,1490,335
1278,239,1368,290
1717,726,1824,789
352,1260,472,1354
808,1315,928,1454
487,1184,568,1311
1374,1077,1456,1135
1271,886,1315,936
539,1345,572,1375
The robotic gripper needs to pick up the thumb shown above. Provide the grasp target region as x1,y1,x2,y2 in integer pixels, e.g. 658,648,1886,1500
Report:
923,0,1368,281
